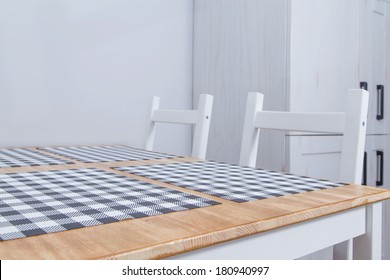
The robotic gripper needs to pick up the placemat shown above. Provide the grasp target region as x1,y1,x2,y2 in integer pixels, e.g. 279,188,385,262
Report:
0,148,73,168
0,168,219,241
116,161,345,203
39,145,178,163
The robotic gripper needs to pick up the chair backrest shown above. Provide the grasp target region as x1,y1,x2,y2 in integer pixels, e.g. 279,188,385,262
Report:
144,94,213,159
239,89,369,184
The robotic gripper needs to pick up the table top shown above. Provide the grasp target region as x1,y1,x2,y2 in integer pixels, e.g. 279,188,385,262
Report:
0,146,390,260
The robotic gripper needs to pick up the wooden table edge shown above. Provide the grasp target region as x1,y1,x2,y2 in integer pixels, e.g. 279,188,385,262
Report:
102,190,390,260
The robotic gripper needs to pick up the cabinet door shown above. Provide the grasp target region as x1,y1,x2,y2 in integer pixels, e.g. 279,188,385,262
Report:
383,135,390,259
385,1,390,134
287,135,342,181
365,135,390,259
289,0,358,113
358,0,388,134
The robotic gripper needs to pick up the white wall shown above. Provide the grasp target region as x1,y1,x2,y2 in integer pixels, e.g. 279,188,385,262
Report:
0,0,193,156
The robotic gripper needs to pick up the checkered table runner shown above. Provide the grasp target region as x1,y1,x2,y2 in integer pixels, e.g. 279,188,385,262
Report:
39,145,178,163
116,161,345,203
0,168,219,241
0,148,73,168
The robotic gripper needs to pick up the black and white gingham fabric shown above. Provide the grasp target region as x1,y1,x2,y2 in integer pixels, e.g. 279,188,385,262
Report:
0,148,73,168
116,161,345,203
39,145,178,163
0,168,219,241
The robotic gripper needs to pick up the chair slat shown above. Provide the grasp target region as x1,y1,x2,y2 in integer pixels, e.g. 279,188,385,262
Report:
152,110,198,125
255,111,346,133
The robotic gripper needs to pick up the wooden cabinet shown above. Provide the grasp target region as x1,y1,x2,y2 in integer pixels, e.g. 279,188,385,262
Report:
193,0,390,259
365,135,389,259
193,0,360,169
359,0,389,134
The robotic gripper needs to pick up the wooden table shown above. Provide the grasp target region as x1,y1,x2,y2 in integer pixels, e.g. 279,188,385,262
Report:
0,147,389,260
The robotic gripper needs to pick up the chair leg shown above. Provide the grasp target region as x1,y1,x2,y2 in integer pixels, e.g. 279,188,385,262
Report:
333,240,353,259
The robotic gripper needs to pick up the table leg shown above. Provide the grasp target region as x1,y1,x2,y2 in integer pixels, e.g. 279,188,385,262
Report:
353,202,382,260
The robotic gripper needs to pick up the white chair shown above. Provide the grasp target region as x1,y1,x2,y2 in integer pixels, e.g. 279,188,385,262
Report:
240,89,369,183
144,94,213,159
239,89,370,259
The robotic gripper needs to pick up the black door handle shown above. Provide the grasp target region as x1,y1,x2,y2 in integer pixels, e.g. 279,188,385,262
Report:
377,85,384,120
376,150,384,186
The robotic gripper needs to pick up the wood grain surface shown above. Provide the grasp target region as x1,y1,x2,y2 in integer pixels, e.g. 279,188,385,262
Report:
0,146,390,259
193,0,288,171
